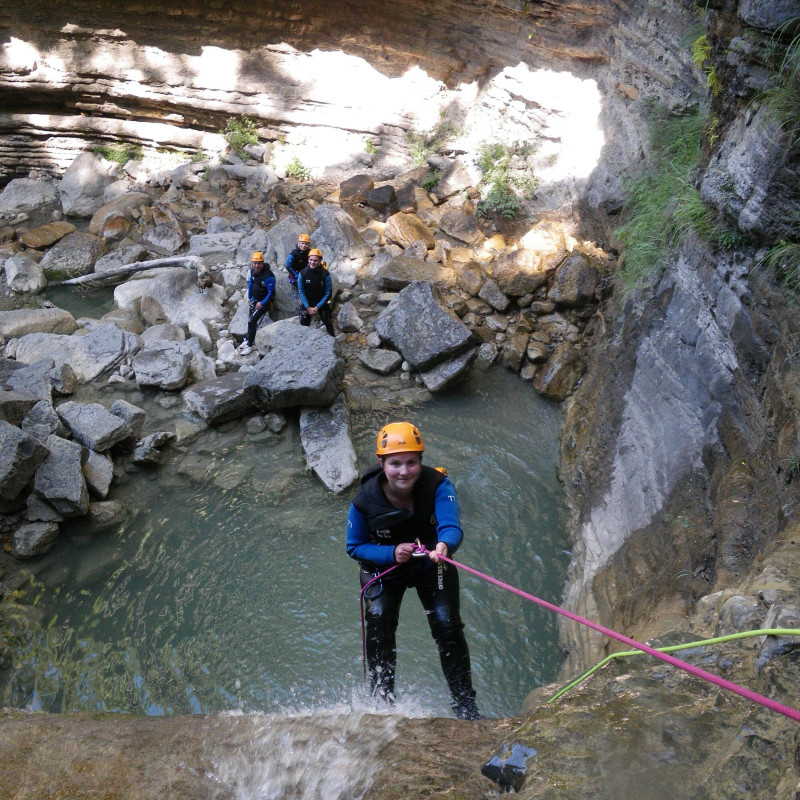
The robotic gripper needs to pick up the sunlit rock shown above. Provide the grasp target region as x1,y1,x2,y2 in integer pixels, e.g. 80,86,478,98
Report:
299,394,359,493
58,152,112,218
384,212,435,250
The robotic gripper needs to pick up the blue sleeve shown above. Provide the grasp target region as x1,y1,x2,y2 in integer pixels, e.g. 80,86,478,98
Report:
285,252,298,278
317,272,332,308
298,274,309,308
434,478,463,555
346,503,396,566
264,275,275,304
246,274,254,301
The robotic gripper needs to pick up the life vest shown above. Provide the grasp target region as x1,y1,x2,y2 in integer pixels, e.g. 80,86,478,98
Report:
287,247,309,275
249,267,274,303
352,464,445,553
300,264,329,306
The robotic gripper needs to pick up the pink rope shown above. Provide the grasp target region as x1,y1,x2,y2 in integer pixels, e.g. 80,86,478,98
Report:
430,549,800,724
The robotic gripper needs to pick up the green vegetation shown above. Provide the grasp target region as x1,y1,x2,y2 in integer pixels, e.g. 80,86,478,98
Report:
92,142,143,164
286,155,310,181
365,138,377,155
614,109,743,292
758,239,800,292
475,141,537,220
691,34,721,97
758,21,800,144
406,110,460,165
421,170,441,192
221,115,259,157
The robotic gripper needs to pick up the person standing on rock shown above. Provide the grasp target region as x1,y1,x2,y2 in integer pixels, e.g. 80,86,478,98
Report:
285,232,311,287
298,248,334,336
346,422,481,720
239,251,275,355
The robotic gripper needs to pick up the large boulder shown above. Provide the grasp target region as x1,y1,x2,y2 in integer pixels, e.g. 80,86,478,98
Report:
131,340,192,391
0,308,77,338
141,224,185,255
311,204,374,285
56,401,133,452
491,249,549,296
4,254,47,294
21,399,68,442
114,267,225,327
0,390,39,426
374,254,456,291
83,449,114,498
418,347,478,392
58,152,112,218
339,174,375,204
188,232,244,266
10,521,60,559
39,232,104,281
375,281,474,371
183,372,258,425
439,210,483,246
94,243,147,274
88,192,153,236
533,341,584,400
519,220,568,272
18,221,76,249
245,320,344,409
109,399,146,437
299,394,359,494
433,158,480,199
548,252,600,307
2,357,75,402
0,420,49,502
358,348,403,375
0,178,59,221
33,434,89,517
384,212,435,249
14,323,141,383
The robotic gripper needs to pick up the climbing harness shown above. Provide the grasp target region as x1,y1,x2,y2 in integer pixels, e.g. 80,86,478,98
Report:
386,544,800,723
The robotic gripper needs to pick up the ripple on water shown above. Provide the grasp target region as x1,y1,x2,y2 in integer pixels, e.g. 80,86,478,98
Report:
5,368,569,718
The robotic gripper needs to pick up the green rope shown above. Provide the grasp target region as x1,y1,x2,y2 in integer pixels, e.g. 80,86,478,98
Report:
547,628,800,704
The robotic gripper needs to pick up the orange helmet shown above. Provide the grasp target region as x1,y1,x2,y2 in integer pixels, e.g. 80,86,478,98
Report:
308,248,323,258
298,233,311,244
376,422,424,456
251,251,264,262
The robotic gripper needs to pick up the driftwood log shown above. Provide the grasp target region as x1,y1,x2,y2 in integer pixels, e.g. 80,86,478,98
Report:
51,255,207,287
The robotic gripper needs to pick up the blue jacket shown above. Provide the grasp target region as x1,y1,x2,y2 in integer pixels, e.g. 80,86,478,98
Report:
346,473,463,567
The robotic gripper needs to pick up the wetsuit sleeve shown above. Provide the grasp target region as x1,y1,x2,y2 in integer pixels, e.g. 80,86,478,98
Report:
434,478,463,555
285,252,298,279
297,273,309,308
346,503,396,566
265,275,276,304
317,272,332,308
246,273,254,302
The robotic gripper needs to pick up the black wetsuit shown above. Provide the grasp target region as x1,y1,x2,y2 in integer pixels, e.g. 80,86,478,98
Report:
246,265,275,346
348,464,479,719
